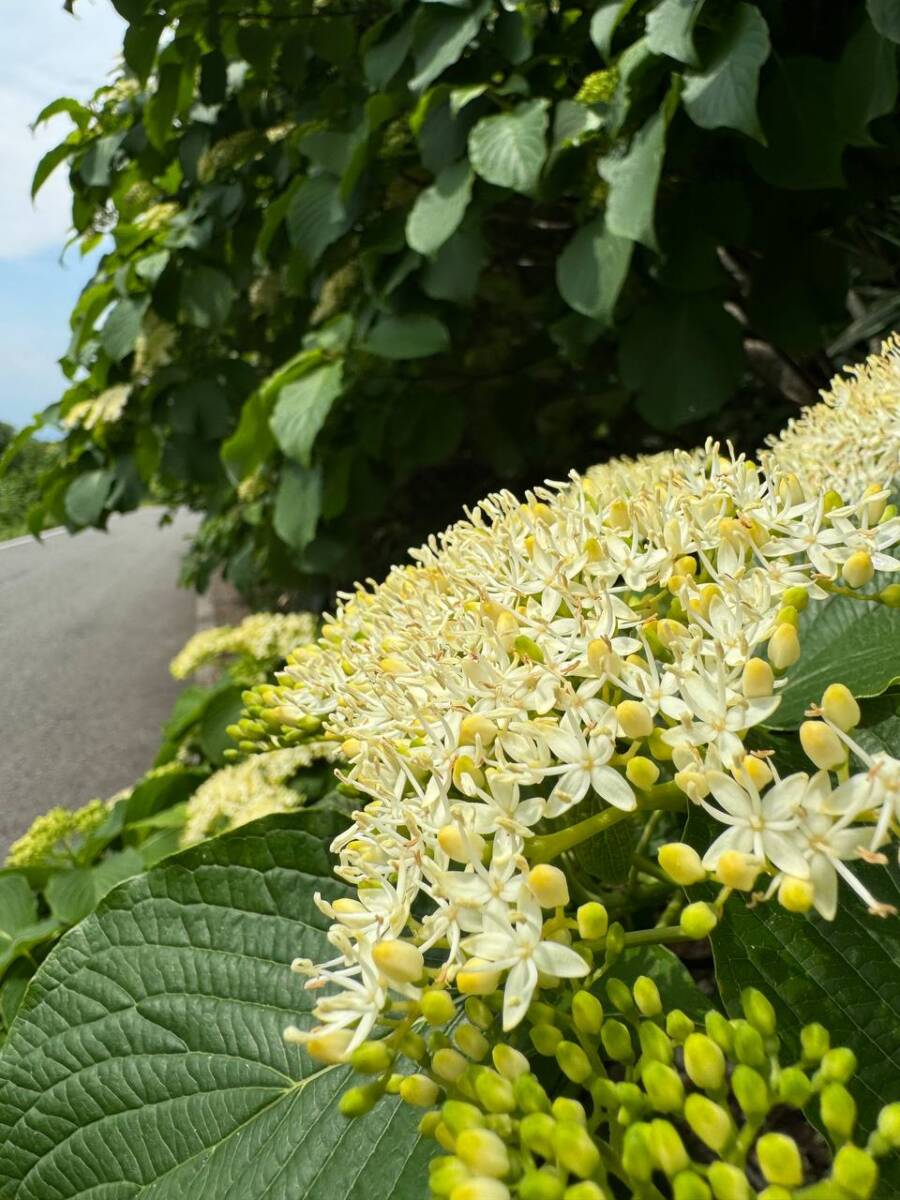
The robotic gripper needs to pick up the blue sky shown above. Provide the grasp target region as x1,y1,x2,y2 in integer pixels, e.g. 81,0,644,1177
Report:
1,3,124,430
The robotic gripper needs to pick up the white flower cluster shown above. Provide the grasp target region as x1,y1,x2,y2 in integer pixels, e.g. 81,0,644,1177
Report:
170,611,317,679
274,340,900,1056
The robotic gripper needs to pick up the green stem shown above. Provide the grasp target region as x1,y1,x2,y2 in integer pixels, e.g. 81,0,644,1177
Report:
820,580,890,605
621,924,685,948
529,785,685,864
630,852,669,884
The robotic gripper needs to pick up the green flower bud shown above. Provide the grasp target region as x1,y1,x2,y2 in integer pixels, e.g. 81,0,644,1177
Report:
731,1065,769,1119
879,583,900,607
821,1081,856,1142
553,1121,601,1179
621,1123,653,1183
449,1178,510,1200
642,1060,684,1113
484,1114,514,1141
782,586,809,612
556,1040,592,1084
757,1188,791,1200
571,990,603,1036
591,1077,619,1112
518,1167,566,1200
351,1040,394,1075
684,1094,735,1153
514,634,545,663
732,1021,767,1070
339,1082,382,1117
520,1112,557,1158
400,1073,440,1108
680,901,718,939
820,1046,858,1083
600,1018,634,1063
666,1009,695,1044
421,1111,442,1137
658,842,707,886
428,1031,452,1055
576,902,609,941
400,1030,428,1062
552,1097,587,1125
633,975,663,1017
684,1033,726,1091
563,1185,606,1200
492,1044,529,1081
514,1073,551,1114
443,1100,485,1136
475,1069,516,1114
800,1022,830,1064
386,1074,403,1094
434,1048,470,1083
777,1067,812,1109
614,1081,645,1118
529,1001,559,1025
455,1024,490,1062
430,1155,471,1196
832,1145,879,1199
456,1127,510,1178
756,1132,803,1187
740,987,777,1037
705,1010,734,1054
422,989,457,1026
604,921,625,962
649,1119,690,1176
466,997,495,1030
672,1172,712,1200
531,1024,564,1057
877,1102,900,1147
435,1121,456,1153
707,1161,752,1200
606,978,635,1014
638,1020,674,1065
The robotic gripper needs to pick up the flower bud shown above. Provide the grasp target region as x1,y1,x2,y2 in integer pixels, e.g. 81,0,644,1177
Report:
782,585,809,612
863,483,888,525
350,1040,394,1075
616,700,654,739
658,842,706,886
454,1024,490,1062
756,1132,803,1187
732,1021,766,1069
556,1041,592,1084
742,754,772,791
563,1184,605,1200
443,1100,485,1136
434,1048,469,1083
633,975,662,1017
823,489,843,513
642,1061,684,1113
639,1020,674,1065
606,977,635,1014
531,1024,564,1057
842,550,875,589
492,1043,529,1080
458,959,502,997
339,1082,382,1117
777,1066,812,1108
704,1010,734,1054
514,1072,551,1114
518,1168,566,1200
820,1046,857,1083
400,1073,440,1108
465,997,495,1029
421,1111,442,1136
440,824,486,865
821,683,860,731
626,755,660,789
449,1178,510,1200
400,1030,428,1062
572,990,604,1036
833,1144,879,1200
423,989,457,1026
879,583,900,607
604,922,625,962
778,875,815,913
742,657,775,698
430,1156,471,1197
475,1069,516,1114
800,720,845,770
731,1065,769,1119
768,624,800,670
649,1119,689,1176
456,1127,510,1178
800,1022,830,1064
601,1019,634,1063
552,1097,587,1125
684,1033,726,1091
707,1161,752,1200
684,1094,735,1153
372,939,425,986
666,1009,694,1043
460,715,498,748
513,634,544,663
680,901,718,939
621,1123,653,1182
715,850,760,891
821,1081,856,1141
741,987,777,1037
520,1112,556,1158
576,902,608,941
672,1172,711,1200
453,755,486,793
878,1102,900,1147
291,1027,353,1063
528,863,570,908
776,604,799,628
648,726,674,760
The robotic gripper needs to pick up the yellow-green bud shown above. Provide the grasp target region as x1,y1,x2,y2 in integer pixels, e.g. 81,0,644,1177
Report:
456,1127,510,1178
423,989,457,1026
877,1102,900,1147
732,1021,767,1069
339,1082,382,1117
621,1123,653,1183
672,1172,712,1200
563,1184,605,1200
658,842,706,886
475,1069,516,1114
800,719,846,770
400,1073,440,1108
756,1132,803,1187
820,1046,857,1083
552,1097,587,1125
421,1111,442,1137
833,1144,879,1200
879,583,900,607
514,634,544,663
572,990,603,1036
741,986,777,1037
684,1033,726,1091
400,1030,428,1062
492,1043,529,1080
291,1026,353,1063
600,1018,633,1062
514,1073,551,1114
434,1048,470,1083
842,550,875,589
458,959,502,997
821,1081,856,1141
823,488,843,513
350,1040,395,1075
684,1094,735,1153
680,901,718,939
776,604,799,628
528,863,570,908
449,1178,510,1200
778,875,815,913
465,997,495,1030
617,699,654,739
731,1065,769,1119
518,1168,566,1200
742,657,775,698
530,1024,564,1056
704,1010,734,1054
430,1155,471,1196
455,1024,490,1061
821,683,860,731
642,1061,684,1113
460,714,498,748
520,1112,557,1158
715,850,760,891
633,975,663,1017
782,586,809,612
768,623,800,670
707,1161,752,1200
556,1040,592,1084
666,1009,695,1043
606,977,635,1014
604,921,625,962
372,940,424,986
800,1022,830,1064
576,902,608,941
777,1067,812,1108
440,824,487,865
638,1020,674,1065
649,1119,689,1176
626,755,660,789
443,1100,485,1135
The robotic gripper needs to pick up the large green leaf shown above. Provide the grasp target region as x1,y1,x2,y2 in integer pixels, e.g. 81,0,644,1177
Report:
270,362,344,467
406,160,473,256
0,877,60,976
868,0,900,42
748,56,846,189
599,83,677,249
711,864,900,1196
287,177,351,266
421,227,485,303
767,595,900,729
180,266,235,329
556,217,633,323
682,2,770,140
409,2,489,93
100,297,147,362
836,15,898,147
645,0,705,66
0,814,431,1200
64,469,115,526
362,314,450,359
274,462,323,551
468,99,550,195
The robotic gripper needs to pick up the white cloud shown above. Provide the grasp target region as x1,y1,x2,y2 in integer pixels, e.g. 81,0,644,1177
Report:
0,2,124,260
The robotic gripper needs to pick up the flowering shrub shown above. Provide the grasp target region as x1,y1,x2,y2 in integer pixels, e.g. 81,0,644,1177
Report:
1,343,899,1197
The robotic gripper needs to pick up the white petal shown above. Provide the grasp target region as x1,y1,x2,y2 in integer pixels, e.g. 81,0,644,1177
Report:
707,772,752,819
762,774,809,821
810,853,838,921
503,959,538,1031
460,932,512,960
701,824,754,868
592,765,637,811
762,830,810,878
532,940,589,978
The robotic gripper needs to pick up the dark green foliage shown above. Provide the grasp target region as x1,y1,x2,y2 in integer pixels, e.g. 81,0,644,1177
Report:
0,425,57,541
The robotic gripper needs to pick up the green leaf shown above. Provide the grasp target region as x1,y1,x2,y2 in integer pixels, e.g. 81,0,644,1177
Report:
100,297,147,361
868,0,900,42
78,134,124,187
768,595,900,729
222,391,277,483
364,18,414,88
199,685,246,766
421,227,485,303
410,2,489,93
0,815,432,1199
711,862,900,1195
45,871,96,925
646,0,705,66
274,462,323,551
855,692,900,760
620,292,744,429
32,97,89,129
145,61,182,151
748,56,846,189
556,217,633,323
406,160,474,256
362,314,450,359
270,362,343,468
836,15,899,146
0,876,60,975
590,0,636,60
599,83,677,249
124,18,167,83
610,946,712,1020
64,469,115,526
468,99,550,195
31,141,75,199
682,2,770,140
287,176,351,266
180,266,235,329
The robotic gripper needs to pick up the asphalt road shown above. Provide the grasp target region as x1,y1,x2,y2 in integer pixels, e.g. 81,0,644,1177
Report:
0,508,200,856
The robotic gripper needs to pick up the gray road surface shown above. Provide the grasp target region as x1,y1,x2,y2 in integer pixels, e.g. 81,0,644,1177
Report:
0,508,200,855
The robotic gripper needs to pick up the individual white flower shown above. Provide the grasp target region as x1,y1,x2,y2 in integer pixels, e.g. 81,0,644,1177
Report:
542,714,635,817
701,771,810,878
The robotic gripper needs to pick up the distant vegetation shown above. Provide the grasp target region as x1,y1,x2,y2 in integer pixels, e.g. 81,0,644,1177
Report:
0,424,56,540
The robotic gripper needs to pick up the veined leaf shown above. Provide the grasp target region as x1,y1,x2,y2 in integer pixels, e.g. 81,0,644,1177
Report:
468,99,549,195
410,2,489,93
556,217,633,323
868,0,900,43
683,2,771,141
406,160,473,256
646,0,705,66
362,313,450,359
270,362,344,467
274,462,323,551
